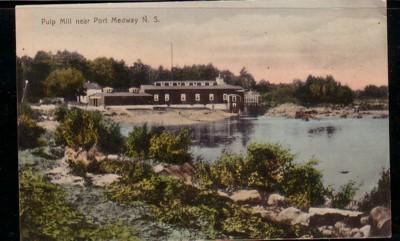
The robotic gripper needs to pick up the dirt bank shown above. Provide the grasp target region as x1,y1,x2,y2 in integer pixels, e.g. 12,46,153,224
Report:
106,108,237,126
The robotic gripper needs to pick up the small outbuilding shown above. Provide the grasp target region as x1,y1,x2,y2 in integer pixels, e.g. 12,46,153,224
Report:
88,92,153,107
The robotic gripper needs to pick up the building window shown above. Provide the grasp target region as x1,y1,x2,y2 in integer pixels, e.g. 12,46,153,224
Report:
181,93,186,102
232,95,237,102
177,82,182,86
205,82,209,86
193,82,198,86
154,94,159,102
165,94,170,102
168,82,173,86
189,82,193,86
173,82,177,86
156,83,161,86
213,82,217,86
185,82,190,86
209,93,214,101
195,93,200,102
201,82,206,86
223,93,228,101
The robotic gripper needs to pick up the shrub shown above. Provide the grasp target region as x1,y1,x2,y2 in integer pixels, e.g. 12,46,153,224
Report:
55,108,123,153
126,123,164,160
18,103,39,119
18,114,46,149
281,159,326,209
53,105,68,122
326,180,359,209
19,169,139,241
359,168,391,211
149,128,192,164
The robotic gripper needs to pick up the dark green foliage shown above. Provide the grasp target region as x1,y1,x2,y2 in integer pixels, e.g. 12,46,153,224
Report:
18,103,39,119
295,75,354,105
281,159,326,209
149,128,192,164
125,123,165,160
53,105,69,122
44,68,86,100
260,83,298,107
19,169,139,241
326,180,359,209
55,108,124,153
359,168,391,212
18,114,46,149
358,85,388,99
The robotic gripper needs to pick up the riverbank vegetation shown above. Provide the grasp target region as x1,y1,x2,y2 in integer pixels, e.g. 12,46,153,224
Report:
19,107,390,240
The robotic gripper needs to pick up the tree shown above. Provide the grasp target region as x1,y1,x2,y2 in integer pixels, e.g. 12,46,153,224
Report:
44,68,85,100
238,67,256,90
255,79,272,93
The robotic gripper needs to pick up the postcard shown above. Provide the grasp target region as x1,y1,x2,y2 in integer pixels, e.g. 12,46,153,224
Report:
16,0,390,240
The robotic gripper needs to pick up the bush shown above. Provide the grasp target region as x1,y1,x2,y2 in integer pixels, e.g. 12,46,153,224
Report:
149,128,192,164
18,114,46,149
53,105,68,122
19,169,139,241
55,108,124,153
125,123,164,160
281,159,326,209
326,180,359,209
359,168,390,211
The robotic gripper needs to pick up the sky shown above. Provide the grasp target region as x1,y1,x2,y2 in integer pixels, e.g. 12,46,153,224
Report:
16,0,388,90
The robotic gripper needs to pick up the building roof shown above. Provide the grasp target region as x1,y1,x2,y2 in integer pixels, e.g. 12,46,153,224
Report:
91,92,152,97
141,84,244,91
154,80,216,83
84,82,102,90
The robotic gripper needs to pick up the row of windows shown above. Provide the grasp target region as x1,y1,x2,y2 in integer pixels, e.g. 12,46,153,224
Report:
153,93,236,102
155,81,217,87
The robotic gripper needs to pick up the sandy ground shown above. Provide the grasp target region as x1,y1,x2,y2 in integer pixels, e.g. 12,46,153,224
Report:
266,103,388,120
106,108,236,126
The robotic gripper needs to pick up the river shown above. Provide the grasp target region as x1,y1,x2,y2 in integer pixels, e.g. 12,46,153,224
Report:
121,116,389,198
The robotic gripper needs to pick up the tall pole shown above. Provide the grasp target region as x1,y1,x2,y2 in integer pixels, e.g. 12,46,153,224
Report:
21,80,29,103
170,42,173,81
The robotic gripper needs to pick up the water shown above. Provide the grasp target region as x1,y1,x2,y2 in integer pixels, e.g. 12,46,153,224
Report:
121,116,389,198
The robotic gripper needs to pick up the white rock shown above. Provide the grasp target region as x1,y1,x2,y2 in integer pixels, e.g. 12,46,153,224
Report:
107,154,119,161
86,173,121,187
276,207,310,226
267,193,286,206
229,189,262,204
360,225,371,237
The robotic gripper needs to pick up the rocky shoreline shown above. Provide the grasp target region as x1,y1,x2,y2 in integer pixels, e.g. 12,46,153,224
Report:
55,147,391,239
266,103,389,121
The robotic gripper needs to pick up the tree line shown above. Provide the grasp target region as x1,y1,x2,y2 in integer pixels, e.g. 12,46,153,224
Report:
17,50,387,105
17,50,256,102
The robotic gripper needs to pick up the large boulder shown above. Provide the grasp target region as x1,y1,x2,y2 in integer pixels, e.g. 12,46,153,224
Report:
276,207,310,226
251,206,280,223
267,193,286,206
309,207,363,227
369,206,391,237
229,189,263,205
153,163,196,185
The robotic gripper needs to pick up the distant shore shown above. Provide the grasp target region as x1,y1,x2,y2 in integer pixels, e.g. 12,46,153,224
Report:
265,103,388,120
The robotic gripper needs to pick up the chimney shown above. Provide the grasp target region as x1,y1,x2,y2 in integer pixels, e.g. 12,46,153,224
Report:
216,73,225,85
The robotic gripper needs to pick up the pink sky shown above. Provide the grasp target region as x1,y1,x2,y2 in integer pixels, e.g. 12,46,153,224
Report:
16,0,388,90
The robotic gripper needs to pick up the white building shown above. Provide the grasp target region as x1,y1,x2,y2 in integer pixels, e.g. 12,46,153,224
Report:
78,81,102,104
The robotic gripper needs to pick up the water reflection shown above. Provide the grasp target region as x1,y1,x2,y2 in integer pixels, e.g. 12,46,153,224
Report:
308,126,339,138
167,116,256,148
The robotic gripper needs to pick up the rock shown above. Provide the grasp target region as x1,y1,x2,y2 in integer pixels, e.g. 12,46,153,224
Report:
360,225,371,237
369,206,391,236
86,173,121,187
350,228,360,236
217,190,230,198
324,196,333,208
251,206,280,223
360,215,369,226
276,207,310,226
229,189,262,205
334,221,346,230
65,147,91,167
318,226,334,237
309,207,363,227
267,193,286,206
88,145,106,162
152,162,196,185
107,154,119,161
